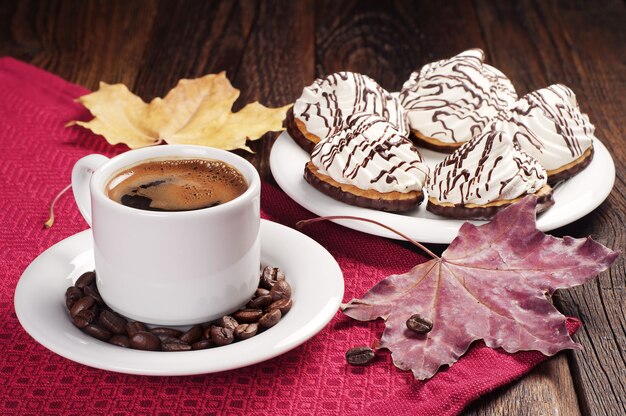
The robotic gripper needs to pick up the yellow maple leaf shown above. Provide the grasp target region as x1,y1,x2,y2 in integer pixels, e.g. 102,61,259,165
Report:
68,72,291,151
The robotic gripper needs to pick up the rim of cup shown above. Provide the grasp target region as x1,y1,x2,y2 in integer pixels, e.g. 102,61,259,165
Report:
89,145,261,217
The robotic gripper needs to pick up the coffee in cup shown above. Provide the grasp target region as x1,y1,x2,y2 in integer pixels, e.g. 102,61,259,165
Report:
105,158,248,212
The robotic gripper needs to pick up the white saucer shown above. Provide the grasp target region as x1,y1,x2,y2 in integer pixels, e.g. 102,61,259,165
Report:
270,131,615,244
14,220,344,376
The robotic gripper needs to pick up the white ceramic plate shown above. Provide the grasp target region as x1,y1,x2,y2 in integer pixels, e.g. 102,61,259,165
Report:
14,220,344,376
270,132,615,244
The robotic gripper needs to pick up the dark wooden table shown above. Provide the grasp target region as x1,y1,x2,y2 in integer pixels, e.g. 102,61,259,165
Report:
1,1,624,414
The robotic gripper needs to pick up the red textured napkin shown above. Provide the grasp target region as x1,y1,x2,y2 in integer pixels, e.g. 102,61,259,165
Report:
0,57,579,415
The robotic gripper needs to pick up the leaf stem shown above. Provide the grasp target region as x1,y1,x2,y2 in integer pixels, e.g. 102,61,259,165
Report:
295,215,440,260
44,183,72,229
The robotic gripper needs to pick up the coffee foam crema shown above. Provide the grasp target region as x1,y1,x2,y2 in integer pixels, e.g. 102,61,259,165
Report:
106,158,248,212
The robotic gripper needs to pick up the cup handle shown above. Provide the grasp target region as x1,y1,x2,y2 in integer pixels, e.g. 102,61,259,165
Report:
71,154,110,226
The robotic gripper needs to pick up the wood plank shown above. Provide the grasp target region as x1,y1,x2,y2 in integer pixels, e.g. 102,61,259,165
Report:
4,0,158,90
132,0,257,99
464,353,581,416
557,289,626,415
232,0,315,179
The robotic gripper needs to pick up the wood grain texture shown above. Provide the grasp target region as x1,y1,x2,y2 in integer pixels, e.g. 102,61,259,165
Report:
465,354,581,416
5,0,157,90
0,0,624,414
230,0,314,178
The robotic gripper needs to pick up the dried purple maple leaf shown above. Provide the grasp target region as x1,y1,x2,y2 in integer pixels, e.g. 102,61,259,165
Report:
341,196,618,380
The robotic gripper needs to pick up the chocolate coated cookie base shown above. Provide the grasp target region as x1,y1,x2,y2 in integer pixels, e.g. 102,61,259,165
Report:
304,162,423,212
284,107,319,153
426,184,554,220
410,130,465,153
547,145,594,185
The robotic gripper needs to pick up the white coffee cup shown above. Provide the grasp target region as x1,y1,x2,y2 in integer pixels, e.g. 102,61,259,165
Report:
71,145,261,326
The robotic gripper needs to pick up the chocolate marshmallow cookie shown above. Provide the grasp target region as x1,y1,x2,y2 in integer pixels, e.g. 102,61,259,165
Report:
286,71,409,153
305,113,429,212
497,84,595,184
426,123,554,220
400,49,517,152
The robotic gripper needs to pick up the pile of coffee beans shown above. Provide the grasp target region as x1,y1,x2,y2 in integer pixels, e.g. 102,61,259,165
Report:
65,266,292,351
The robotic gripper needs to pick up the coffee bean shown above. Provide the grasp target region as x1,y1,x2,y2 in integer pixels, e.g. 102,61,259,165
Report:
179,324,203,344
150,327,183,338
70,296,95,318
109,335,130,348
233,309,263,323
191,339,212,350
210,325,235,346
259,309,282,329
247,294,272,310
126,321,148,337
161,340,192,352
75,271,96,288
216,315,238,330
209,325,234,346
269,280,291,301
260,266,285,290
154,335,180,344
345,346,375,366
84,285,104,305
98,310,127,335
72,309,96,329
406,314,433,334
268,298,292,315
65,287,83,310
255,288,270,297
216,328,234,345
234,323,258,340
130,331,161,351
84,324,112,341
202,326,211,340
